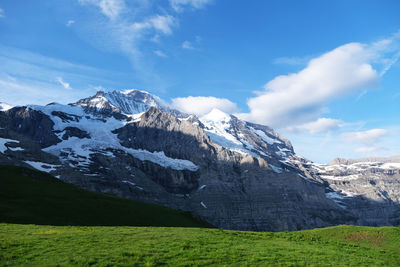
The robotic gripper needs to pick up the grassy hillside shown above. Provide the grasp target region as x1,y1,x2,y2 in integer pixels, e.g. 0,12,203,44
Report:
0,165,210,227
0,224,399,266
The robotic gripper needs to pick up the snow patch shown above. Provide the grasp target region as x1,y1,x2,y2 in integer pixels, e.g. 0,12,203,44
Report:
297,173,320,184
320,174,360,181
270,164,283,174
122,180,136,186
198,184,207,190
200,109,240,147
200,109,257,156
126,112,144,123
249,126,282,145
0,137,20,153
8,147,24,151
380,163,400,169
326,191,347,208
326,192,345,200
34,104,199,171
126,150,199,171
24,161,60,173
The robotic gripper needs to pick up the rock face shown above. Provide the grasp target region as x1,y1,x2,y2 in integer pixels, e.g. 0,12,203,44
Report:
0,107,60,148
313,158,400,226
0,89,398,231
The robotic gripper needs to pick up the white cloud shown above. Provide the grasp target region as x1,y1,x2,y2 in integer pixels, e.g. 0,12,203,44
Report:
341,129,388,144
171,96,238,116
370,30,400,76
288,118,342,134
380,51,400,76
0,8,4,18
0,77,91,106
78,0,126,19
355,90,368,101
131,15,176,35
354,146,382,154
154,50,167,58
66,20,75,27
182,40,194,49
237,31,400,130
76,1,182,87
170,0,212,12
56,77,71,89
238,43,380,128
0,45,122,106
99,0,125,19
149,15,176,35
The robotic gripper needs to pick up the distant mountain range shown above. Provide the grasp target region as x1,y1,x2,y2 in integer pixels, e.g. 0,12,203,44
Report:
1,89,399,231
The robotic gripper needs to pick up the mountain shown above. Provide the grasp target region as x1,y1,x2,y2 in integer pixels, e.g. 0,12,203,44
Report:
315,157,400,226
0,89,399,231
74,89,162,115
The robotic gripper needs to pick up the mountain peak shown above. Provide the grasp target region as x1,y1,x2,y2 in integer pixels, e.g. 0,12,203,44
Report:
201,108,231,122
73,89,161,115
120,89,150,95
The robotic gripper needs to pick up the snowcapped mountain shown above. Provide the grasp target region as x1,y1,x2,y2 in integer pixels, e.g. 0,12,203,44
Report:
73,89,163,115
198,108,296,172
1,89,399,230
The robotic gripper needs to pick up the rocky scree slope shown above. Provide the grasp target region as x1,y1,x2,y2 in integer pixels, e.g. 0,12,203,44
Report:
0,89,398,230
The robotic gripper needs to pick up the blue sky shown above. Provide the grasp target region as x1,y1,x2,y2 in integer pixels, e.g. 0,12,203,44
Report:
1,0,400,163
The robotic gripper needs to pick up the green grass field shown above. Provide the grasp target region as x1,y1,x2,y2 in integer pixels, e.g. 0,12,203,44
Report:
1,224,400,266
1,165,400,266
0,165,209,227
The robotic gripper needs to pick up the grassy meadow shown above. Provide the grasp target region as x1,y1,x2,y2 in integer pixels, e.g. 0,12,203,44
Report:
1,224,400,266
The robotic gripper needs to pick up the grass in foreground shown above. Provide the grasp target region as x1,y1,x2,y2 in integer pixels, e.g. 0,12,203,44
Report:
0,165,209,227
1,224,400,266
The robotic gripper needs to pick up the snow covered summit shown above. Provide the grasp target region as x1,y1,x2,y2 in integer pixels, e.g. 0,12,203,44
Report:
73,89,163,115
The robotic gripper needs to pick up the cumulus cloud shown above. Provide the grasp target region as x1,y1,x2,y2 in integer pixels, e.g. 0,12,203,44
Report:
288,118,343,134
171,96,238,116
341,129,388,144
238,43,380,128
66,20,75,27
56,77,71,89
237,31,400,130
170,0,212,12
182,40,194,49
154,50,167,58
79,0,126,19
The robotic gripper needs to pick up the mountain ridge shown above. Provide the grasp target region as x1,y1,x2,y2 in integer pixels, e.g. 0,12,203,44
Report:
1,89,399,231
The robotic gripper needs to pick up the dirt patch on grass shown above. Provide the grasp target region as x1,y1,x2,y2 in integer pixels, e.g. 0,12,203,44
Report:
344,231,386,249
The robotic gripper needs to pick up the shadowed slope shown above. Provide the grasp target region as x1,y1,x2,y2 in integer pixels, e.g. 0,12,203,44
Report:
0,165,212,227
